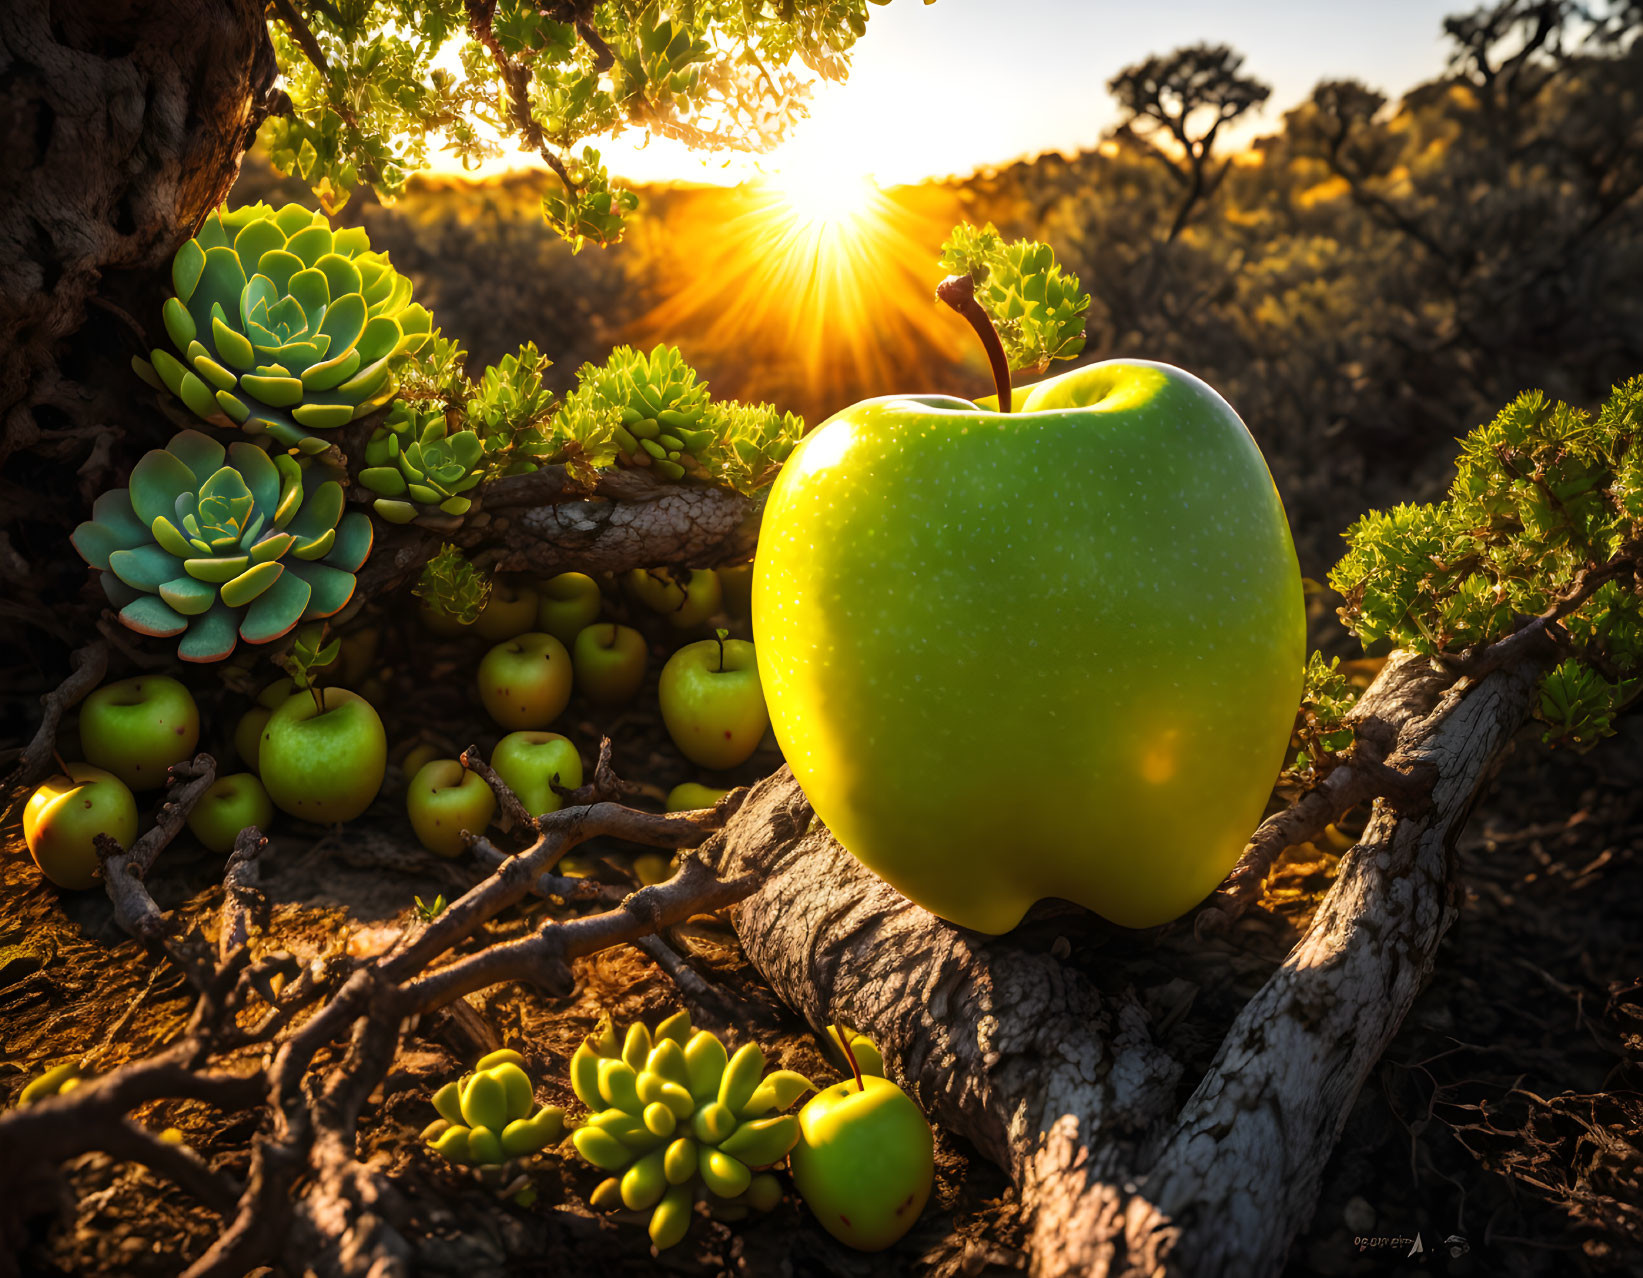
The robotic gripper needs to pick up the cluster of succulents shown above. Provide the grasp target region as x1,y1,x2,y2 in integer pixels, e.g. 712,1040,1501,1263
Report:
938,221,1090,373
359,400,485,524
569,1009,811,1249
426,1049,566,1166
136,203,432,453
569,345,714,480
71,431,370,662
701,400,806,495
17,1063,84,1105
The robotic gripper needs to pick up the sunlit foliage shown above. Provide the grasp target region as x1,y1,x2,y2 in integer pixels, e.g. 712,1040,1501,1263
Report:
261,0,906,247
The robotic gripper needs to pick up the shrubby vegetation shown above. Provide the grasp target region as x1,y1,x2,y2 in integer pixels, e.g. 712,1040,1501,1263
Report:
247,2,1640,582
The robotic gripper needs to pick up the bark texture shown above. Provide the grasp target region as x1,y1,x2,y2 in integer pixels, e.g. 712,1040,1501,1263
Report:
703,651,1542,1277
0,0,276,456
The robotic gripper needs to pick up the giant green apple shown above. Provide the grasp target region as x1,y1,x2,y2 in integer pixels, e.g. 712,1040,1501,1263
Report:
754,359,1304,933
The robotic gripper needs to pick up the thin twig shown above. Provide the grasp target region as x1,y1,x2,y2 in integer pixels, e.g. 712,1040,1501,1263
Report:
2,638,107,802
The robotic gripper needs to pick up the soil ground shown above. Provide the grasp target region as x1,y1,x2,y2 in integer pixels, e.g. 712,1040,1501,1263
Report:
2,590,1639,1278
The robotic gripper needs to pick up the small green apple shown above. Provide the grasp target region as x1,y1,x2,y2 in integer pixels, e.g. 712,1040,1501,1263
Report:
258,678,299,709
260,688,387,823
789,1074,934,1251
573,623,647,705
337,626,381,684
473,579,540,641
718,561,754,618
665,782,729,812
626,567,723,629
23,765,138,890
418,596,475,638
234,707,271,772
658,635,768,770
399,741,442,787
478,633,573,729
407,759,497,857
490,731,583,817
79,675,200,792
186,772,274,854
536,572,603,647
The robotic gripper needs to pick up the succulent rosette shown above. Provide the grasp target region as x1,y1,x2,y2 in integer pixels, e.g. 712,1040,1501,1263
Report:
568,1008,811,1249
575,344,713,480
71,430,371,662
359,402,484,524
134,202,432,453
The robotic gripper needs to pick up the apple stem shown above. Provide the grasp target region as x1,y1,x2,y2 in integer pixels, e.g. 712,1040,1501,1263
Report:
936,272,1011,412
714,627,728,673
834,1022,866,1093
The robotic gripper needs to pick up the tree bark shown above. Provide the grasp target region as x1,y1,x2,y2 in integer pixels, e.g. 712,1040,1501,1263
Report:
702,651,1542,1277
0,0,275,438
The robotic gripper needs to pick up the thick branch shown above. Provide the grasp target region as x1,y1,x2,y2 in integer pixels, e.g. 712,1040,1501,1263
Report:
703,649,1543,1277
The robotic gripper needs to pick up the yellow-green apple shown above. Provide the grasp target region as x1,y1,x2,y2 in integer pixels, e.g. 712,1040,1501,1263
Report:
490,731,583,817
337,625,381,684
259,688,386,823
627,568,723,629
658,635,767,770
399,741,442,787
573,623,647,705
753,359,1304,933
234,707,271,772
418,596,474,638
473,579,540,641
536,572,603,646
718,561,754,618
186,772,274,853
23,765,138,889
406,759,496,857
789,1072,933,1251
477,633,573,729
665,782,729,812
79,675,199,791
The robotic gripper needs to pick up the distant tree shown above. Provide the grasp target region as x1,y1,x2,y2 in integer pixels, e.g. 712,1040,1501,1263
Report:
1106,43,1271,240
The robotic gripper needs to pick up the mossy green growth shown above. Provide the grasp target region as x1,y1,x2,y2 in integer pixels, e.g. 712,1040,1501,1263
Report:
568,1009,812,1247
71,430,370,662
134,202,431,453
413,543,491,627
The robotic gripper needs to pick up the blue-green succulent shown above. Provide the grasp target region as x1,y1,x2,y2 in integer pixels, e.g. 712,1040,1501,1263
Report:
71,430,371,662
134,203,432,454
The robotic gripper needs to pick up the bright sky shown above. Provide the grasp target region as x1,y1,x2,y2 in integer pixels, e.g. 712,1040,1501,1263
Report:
451,0,1460,187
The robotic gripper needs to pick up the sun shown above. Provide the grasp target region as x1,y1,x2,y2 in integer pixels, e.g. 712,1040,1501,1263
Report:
767,162,880,232
627,158,972,420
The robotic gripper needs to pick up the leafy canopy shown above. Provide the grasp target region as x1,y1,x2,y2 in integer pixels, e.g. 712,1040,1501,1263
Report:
1331,378,1643,749
262,0,915,249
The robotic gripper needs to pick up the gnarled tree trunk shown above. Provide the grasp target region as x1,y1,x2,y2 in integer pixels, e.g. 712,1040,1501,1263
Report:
703,651,1542,1277
0,0,275,453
